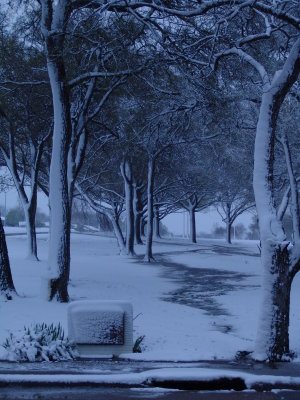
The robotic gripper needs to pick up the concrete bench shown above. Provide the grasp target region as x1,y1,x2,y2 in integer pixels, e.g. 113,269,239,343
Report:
68,300,133,357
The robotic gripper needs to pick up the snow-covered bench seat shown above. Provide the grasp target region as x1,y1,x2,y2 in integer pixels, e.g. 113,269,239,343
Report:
68,301,133,357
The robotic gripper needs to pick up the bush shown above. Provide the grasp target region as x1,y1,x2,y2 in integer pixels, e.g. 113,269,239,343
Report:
133,335,145,353
36,210,49,227
1,323,78,362
5,207,24,227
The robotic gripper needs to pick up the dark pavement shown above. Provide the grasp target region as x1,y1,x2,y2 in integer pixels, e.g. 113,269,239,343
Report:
1,386,300,400
1,359,300,399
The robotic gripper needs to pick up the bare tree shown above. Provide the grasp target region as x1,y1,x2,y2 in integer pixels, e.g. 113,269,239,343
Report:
0,111,50,260
0,168,16,300
0,29,52,260
0,202,16,300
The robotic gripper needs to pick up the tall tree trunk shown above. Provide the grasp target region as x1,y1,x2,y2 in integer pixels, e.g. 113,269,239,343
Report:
226,222,232,244
133,185,143,244
0,138,42,261
0,217,16,300
121,160,135,256
46,47,72,303
154,205,161,239
281,133,300,242
106,208,126,254
225,203,232,244
109,214,126,254
189,207,196,243
144,158,155,262
255,243,292,361
24,197,38,261
134,213,143,244
253,38,300,361
141,217,146,237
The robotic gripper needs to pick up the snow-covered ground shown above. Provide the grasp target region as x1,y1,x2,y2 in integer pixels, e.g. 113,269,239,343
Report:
4,227,49,235
1,234,300,361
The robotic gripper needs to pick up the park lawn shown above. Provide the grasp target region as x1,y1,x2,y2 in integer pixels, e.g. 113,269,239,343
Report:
1,233,300,361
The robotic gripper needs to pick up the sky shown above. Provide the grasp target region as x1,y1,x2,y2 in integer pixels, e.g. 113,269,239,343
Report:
164,208,254,236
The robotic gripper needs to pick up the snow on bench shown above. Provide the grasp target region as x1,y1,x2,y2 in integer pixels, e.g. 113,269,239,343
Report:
68,301,133,357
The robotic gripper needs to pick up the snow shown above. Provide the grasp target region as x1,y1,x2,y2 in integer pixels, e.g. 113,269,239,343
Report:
1,233,300,362
0,367,300,390
69,303,125,344
68,300,133,353
0,323,77,362
3,227,48,235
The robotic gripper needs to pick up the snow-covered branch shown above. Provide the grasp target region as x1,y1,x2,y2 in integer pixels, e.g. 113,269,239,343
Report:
68,67,144,88
215,47,270,89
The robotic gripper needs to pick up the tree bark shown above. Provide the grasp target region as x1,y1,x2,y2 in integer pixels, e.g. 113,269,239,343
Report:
133,185,143,244
226,222,232,244
109,213,126,254
189,208,196,243
253,38,300,361
154,205,161,239
24,198,38,261
141,217,146,237
225,203,232,244
255,242,292,361
0,217,16,300
281,133,300,242
144,157,155,262
134,213,143,244
45,33,72,302
121,160,135,256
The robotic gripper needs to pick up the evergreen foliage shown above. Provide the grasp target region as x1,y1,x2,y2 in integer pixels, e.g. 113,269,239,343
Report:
2,323,78,362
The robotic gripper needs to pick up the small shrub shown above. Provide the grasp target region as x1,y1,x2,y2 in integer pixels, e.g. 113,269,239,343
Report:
133,335,145,353
234,350,253,362
2,323,78,362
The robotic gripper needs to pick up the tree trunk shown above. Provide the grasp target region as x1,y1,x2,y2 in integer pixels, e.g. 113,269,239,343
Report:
189,208,196,243
225,203,232,244
226,222,232,244
109,214,126,254
141,217,146,237
144,158,155,262
46,47,72,303
133,186,143,245
0,217,16,300
122,160,135,256
134,213,143,244
24,197,38,261
254,243,292,361
253,38,300,360
110,218,126,254
154,205,161,239
1,144,41,261
281,133,300,242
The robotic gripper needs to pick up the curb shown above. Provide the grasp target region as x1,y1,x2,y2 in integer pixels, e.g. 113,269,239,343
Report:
1,368,300,392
